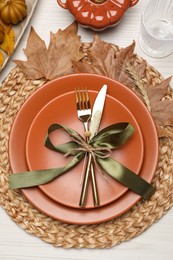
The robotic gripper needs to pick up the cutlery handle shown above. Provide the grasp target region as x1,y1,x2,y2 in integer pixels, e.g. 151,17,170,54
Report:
90,163,99,207
79,121,99,207
79,153,99,207
79,153,92,207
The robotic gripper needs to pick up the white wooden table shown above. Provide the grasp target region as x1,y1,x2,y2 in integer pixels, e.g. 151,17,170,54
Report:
0,0,173,259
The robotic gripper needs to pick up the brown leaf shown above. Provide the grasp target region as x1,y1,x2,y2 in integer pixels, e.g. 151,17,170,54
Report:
73,35,115,76
125,60,151,109
146,77,171,104
14,22,84,80
146,77,173,127
130,60,147,81
124,60,173,134
151,98,173,127
73,36,136,89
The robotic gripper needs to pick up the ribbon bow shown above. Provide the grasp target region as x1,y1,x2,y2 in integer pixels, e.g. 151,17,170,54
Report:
9,122,155,201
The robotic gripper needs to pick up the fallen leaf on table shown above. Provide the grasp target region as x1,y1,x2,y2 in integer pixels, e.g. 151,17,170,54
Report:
124,62,173,136
0,27,15,56
14,22,85,80
73,35,136,89
146,77,173,127
128,69,173,136
125,60,151,109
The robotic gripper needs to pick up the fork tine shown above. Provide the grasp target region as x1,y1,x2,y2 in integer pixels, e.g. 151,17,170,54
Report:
76,88,83,110
85,87,91,109
78,88,83,110
75,88,80,110
82,88,87,110
82,87,91,110
75,88,91,111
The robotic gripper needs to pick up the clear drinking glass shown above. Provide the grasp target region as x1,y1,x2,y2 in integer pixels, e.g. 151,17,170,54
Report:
139,0,173,58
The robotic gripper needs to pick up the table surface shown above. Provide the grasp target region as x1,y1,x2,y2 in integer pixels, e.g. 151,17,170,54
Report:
0,0,173,259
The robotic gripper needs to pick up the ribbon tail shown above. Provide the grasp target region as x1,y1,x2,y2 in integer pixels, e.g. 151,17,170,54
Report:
9,153,84,189
97,157,156,200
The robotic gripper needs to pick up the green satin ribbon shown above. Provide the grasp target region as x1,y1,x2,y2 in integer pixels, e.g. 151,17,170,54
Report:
9,122,156,200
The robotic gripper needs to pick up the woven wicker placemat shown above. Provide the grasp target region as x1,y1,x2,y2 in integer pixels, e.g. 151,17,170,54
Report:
0,42,173,248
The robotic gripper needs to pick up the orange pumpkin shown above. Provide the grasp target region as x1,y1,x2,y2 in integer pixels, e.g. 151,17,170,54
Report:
57,0,139,30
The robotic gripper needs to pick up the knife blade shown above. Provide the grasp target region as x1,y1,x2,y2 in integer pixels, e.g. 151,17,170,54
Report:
79,84,107,207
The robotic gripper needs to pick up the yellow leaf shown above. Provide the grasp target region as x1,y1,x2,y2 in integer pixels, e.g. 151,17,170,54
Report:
0,50,4,67
0,19,12,34
0,28,15,56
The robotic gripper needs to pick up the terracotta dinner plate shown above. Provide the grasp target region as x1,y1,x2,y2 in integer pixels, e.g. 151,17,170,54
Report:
26,91,144,209
9,74,158,224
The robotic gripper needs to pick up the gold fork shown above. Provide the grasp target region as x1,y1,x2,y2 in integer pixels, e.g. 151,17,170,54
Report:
75,88,98,207
75,88,91,136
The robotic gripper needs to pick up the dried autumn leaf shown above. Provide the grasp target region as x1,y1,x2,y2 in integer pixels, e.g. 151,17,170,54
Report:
14,22,85,80
125,61,151,109
146,77,173,127
0,50,4,67
0,27,15,56
129,60,147,80
121,61,173,135
128,70,173,136
0,18,12,34
73,35,116,76
73,35,136,89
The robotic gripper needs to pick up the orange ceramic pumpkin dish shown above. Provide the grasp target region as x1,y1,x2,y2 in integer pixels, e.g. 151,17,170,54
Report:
57,0,139,30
